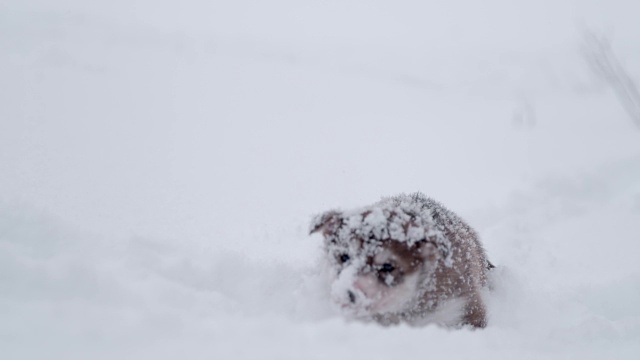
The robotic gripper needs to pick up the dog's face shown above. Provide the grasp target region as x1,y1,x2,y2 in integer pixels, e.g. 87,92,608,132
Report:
310,207,445,319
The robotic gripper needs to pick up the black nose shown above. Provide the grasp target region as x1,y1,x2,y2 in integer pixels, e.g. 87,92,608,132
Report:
347,290,356,303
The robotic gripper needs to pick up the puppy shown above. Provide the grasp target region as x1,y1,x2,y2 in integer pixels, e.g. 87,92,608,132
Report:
310,193,492,328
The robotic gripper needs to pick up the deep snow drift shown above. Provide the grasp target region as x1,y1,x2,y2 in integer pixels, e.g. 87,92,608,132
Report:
1,1,640,359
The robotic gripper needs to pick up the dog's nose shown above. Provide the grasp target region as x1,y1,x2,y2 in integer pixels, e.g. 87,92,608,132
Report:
347,290,356,303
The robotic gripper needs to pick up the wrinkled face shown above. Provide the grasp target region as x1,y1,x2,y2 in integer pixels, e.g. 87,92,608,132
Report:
310,208,440,319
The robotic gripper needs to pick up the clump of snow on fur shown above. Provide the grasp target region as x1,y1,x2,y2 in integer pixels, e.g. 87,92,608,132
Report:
318,193,456,267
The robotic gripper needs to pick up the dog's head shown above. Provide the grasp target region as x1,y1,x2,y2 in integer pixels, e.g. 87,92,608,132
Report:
310,203,450,319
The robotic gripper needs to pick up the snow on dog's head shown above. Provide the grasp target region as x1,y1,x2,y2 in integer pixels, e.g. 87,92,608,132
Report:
309,195,451,321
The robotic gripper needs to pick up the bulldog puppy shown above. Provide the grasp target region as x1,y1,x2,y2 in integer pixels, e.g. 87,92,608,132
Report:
310,193,492,328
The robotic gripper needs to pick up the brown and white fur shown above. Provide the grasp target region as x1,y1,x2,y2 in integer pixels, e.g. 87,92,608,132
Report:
310,193,492,328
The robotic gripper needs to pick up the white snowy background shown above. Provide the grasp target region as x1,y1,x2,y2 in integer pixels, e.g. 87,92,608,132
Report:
1,0,640,359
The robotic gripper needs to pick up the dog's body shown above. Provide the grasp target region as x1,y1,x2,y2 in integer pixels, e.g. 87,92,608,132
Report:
310,193,491,328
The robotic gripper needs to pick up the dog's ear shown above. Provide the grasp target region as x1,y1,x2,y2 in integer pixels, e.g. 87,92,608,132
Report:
309,210,342,235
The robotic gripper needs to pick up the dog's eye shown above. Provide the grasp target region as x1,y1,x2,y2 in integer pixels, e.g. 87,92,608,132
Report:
338,254,350,264
379,263,395,273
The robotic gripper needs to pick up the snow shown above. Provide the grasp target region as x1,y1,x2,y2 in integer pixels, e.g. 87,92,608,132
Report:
1,0,640,359
315,194,455,246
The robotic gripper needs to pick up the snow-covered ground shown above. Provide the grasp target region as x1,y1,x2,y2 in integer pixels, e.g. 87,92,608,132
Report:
2,1,640,359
